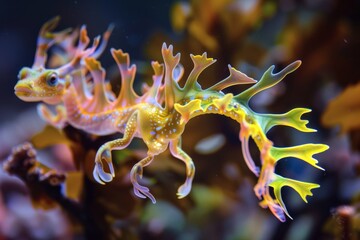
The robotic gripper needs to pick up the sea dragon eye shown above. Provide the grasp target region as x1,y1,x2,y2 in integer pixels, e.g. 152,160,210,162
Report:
46,73,59,87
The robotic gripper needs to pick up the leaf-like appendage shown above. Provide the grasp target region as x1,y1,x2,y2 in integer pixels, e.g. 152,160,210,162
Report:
33,16,72,68
151,61,164,77
111,48,130,69
37,104,67,129
111,48,139,107
90,24,114,59
174,99,203,123
270,144,328,170
84,58,110,112
257,108,317,133
162,43,182,111
269,174,320,219
85,57,103,73
235,61,302,103
139,61,164,104
183,53,216,92
207,65,256,91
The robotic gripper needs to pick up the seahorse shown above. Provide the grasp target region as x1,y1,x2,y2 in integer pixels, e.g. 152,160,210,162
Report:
14,17,114,128
58,43,328,222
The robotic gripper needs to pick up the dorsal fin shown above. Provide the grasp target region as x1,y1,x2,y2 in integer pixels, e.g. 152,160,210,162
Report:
161,43,181,112
111,48,139,107
84,57,111,112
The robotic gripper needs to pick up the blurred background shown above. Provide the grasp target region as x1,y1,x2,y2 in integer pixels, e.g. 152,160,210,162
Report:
0,0,360,239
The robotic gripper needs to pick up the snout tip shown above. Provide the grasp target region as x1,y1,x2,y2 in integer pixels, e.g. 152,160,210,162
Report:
14,83,32,97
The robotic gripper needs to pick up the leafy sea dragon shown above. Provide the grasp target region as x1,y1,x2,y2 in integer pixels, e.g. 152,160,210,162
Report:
14,21,328,221
14,17,114,128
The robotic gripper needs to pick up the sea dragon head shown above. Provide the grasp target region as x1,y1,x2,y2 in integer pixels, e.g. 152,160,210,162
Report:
14,67,70,104
14,16,113,105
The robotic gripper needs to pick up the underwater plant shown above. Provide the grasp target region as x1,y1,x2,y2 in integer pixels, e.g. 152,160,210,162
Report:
322,78,360,238
13,18,328,222
322,82,360,134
